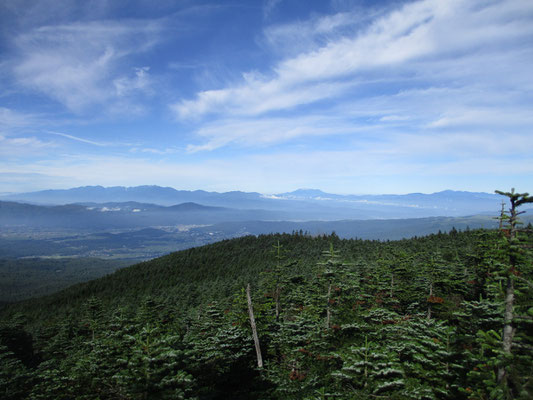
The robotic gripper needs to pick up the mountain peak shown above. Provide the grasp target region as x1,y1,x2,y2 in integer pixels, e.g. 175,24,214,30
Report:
283,188,329,197
167,202,224,212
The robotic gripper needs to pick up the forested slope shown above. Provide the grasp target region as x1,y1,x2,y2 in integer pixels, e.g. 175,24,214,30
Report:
1,215,532,399
0,258,132,303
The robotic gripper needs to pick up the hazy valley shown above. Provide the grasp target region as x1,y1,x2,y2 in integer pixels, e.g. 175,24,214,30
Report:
2,186,527,262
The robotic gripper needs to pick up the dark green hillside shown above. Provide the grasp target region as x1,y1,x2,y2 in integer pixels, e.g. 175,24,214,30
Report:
0,258,132,303
1,195,532,400
1,233,346,322
2,229,483,324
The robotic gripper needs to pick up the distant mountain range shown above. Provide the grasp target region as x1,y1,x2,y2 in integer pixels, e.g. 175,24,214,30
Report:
2,185,533,260
0,200,284,229
0,185,522,220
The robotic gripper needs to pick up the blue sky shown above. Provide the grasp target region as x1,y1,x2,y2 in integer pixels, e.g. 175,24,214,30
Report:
1,0,532,195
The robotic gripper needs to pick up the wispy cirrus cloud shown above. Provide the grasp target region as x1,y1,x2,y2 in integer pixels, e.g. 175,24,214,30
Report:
12,19,163,113
0,134,55,159
1,0,531,195
113,66,152,97
186,114,371,152
0,107,41,129
263,0,283,19
261,7,384,57
45,131,108,147
172,0,533,152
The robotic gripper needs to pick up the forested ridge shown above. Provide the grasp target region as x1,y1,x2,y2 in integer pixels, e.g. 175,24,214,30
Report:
0,258,132,303
1,191,532,399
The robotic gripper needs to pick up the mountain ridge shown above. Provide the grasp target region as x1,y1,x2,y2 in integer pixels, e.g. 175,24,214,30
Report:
3,185,498,199
2,185,528,220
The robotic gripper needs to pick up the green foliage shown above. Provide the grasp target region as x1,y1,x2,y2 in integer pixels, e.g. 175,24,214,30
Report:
1,223,532,399
0,344,34,400
334,310,457,399
0,257,131,303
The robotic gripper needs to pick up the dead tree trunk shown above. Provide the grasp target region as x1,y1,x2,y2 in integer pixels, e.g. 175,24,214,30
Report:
246,283,263,368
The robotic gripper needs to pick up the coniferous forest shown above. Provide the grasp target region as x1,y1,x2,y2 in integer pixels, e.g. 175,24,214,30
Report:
1,190,532,399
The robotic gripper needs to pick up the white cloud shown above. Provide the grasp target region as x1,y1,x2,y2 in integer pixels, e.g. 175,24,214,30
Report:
384,131,533,158
0,134,55,158
262,11,361,56
427,108,533,129
263,0,283,19
380,115,410,122
0,107,39,129
12,20,162,112
130,147,180,155
186,114,368,152
171,0,533,152
181,80,533,153
172,78,351,120
113,66,152,97
45,131,108,146
1,0,532,195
